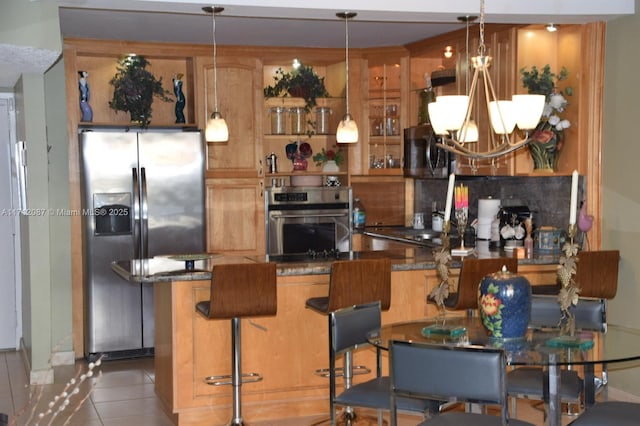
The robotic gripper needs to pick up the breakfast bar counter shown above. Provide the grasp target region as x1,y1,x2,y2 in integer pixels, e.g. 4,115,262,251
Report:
112,250,561,425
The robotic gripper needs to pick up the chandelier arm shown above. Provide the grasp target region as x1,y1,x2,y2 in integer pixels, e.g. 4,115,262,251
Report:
463,66,480,127
436,138,530,159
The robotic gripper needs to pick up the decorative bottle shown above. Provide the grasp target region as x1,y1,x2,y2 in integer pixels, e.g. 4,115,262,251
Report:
353,198,366,233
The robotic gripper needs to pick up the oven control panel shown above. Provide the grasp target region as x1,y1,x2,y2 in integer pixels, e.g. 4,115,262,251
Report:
267,187,351,206
274,192,308,202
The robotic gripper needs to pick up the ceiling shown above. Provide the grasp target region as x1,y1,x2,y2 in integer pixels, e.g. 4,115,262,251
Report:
57,0,635,49
0,0,634,88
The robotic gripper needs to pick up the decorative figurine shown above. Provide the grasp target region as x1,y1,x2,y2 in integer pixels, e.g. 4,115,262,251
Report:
173,73,186,123
78,71,93,122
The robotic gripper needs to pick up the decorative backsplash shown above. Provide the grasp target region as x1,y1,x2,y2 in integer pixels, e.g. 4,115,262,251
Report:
414,175,584,232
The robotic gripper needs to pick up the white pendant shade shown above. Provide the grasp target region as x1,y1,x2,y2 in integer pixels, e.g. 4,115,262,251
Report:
512,94,545,130
336,115,358,143
435,95,469,131
205,113,229,142
489,100,516,134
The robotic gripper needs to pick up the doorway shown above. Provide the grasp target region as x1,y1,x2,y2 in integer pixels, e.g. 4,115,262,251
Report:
0,93,22,350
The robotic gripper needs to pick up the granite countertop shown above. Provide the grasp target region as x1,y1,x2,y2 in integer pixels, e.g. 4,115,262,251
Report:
111,242,560,283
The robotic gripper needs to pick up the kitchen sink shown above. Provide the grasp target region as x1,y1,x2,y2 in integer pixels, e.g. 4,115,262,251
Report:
363,227,444,248
400,229,440,240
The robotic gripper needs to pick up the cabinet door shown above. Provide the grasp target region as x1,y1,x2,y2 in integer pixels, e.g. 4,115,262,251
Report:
201,56,263,177
366,60,405,175
206,178,264,254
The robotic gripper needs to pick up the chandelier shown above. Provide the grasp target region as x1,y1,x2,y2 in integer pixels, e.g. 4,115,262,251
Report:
429,0,544,159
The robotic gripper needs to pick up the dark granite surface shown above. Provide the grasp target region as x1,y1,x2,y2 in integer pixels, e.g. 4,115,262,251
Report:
111,229,560,282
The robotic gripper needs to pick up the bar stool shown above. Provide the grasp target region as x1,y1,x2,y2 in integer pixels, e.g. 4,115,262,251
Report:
305,258,391,425
195,262,277,426
432,257,518,315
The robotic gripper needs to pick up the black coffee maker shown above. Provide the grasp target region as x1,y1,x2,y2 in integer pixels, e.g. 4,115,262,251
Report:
498,205,532,247
403,125,452,178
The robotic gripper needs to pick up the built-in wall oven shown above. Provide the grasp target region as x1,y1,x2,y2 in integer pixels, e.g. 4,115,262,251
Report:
265,186,352,259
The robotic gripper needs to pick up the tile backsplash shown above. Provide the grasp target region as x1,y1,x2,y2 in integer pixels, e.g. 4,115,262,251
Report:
414,175,584,232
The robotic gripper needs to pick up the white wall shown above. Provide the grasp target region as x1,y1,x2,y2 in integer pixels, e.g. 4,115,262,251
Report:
602,0,640,396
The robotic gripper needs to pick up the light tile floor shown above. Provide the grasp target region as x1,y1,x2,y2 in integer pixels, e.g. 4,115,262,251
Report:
0,350,580,425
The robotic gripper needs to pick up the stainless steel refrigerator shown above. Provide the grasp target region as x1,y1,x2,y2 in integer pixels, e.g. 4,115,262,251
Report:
79,127,206,360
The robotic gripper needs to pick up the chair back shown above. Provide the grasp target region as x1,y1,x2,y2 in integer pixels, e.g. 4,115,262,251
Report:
576,250,620,299
329,302,382,412
530,294,606,332
390,340,509,421
446,257,518,310
204,262,277,319
330,301,382,356
327,258,391,312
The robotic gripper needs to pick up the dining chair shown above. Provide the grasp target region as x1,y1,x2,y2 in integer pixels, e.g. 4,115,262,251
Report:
326,302,439,425
305,258,392,424
438,257,518,313
568,401,640,425
507,295,607,417
389,339,535,426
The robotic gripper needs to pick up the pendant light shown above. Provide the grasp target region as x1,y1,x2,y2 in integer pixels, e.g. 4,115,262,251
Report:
203,6,229,142
429,0,545,159
336,12,358,144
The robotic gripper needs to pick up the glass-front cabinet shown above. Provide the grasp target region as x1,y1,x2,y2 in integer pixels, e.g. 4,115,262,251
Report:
363,50,409,175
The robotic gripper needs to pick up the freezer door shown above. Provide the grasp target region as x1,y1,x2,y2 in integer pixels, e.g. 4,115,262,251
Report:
138,131,206,258
79,130,144,354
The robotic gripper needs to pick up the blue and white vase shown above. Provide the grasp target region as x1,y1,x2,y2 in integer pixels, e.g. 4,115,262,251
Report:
478,266,531,339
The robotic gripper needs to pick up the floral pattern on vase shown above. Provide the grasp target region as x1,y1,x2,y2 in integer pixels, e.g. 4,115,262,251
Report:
528,127,560,172
478,268,531,339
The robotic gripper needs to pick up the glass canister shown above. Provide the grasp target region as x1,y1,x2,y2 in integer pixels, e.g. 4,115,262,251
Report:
269,106,287,135
289,107,307,135
315,107,332,134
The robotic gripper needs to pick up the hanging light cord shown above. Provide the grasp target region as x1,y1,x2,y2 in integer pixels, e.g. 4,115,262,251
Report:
212,8,219,112
344,15,350,115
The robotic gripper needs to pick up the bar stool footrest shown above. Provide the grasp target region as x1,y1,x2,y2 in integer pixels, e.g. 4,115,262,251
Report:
204,372,264,386
313,365,371,378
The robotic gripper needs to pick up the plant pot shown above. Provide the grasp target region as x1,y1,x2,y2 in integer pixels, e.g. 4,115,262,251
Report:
322,160,340,172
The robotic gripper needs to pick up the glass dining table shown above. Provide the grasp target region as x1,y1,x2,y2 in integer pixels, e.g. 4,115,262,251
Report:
367,315,640,426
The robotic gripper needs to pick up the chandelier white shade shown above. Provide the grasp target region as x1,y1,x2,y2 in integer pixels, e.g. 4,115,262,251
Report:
432,0,545,159
203,6,229,142
336,12,358,144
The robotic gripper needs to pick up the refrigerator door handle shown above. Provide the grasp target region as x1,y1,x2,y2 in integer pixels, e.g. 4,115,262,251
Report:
141,167,149,259
132,168,141,259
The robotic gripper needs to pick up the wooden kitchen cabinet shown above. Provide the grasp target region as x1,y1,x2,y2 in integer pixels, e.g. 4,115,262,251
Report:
205,178,264,255
361,48,410,176
198,56,263,177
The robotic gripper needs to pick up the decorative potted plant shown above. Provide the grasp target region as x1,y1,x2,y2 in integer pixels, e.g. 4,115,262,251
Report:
312,146,344,172
109,55,173,128
264,64,330,113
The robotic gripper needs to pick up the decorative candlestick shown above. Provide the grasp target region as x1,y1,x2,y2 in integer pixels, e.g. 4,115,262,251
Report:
429,220,451,320
557,222,579,336
569,170,579,225
452,184,474,256
444,173,455,223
